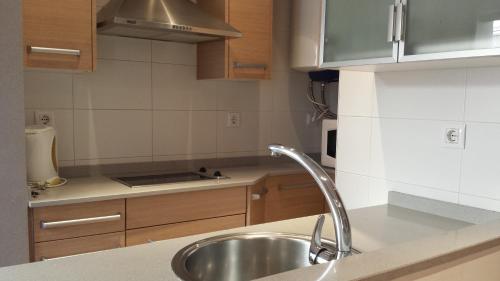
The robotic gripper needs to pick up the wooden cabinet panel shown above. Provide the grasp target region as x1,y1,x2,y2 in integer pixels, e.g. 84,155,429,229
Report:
33,199,125,242
248,179,267,225
197,0,272,80
265,174,325,223
228,0,273,79
23,0,96,70
34,232,124,261
126,214,246,246
126,187,247,229
247,173,326,225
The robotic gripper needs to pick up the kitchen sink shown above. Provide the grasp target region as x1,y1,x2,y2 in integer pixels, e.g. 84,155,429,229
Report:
171,232,360,281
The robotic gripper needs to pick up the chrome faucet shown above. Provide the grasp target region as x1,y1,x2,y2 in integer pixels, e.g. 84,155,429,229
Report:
268,144,352,263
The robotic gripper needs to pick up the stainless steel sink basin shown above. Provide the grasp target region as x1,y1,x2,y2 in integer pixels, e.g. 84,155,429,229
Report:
171,232,360,281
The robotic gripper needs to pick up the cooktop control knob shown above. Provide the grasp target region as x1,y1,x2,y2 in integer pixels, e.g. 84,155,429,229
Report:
213,171,222,177
199,167,207,173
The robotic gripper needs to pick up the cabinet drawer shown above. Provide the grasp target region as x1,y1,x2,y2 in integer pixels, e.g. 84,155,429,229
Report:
33,199,125,242
265,174,325,222
126,214,246,246
34,232,124,261
127,187,247,229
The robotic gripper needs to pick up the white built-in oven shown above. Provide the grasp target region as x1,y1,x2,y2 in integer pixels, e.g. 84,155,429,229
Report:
321,119,337,168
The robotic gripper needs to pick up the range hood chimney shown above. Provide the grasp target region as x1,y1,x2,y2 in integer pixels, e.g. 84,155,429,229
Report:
97,0,242,43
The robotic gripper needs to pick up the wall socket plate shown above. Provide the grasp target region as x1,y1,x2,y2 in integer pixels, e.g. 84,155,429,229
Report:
226,112,241,128
35,111,55,126
442,125,465,149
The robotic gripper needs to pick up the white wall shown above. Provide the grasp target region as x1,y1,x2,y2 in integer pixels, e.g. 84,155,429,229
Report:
336,68,500,212
0,0,30,266
24,0,330,167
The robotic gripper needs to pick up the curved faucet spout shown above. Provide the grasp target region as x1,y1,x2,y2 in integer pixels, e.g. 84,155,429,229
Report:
267,144,352,254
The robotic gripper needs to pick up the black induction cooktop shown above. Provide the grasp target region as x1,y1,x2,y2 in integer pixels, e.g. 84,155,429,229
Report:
112,170,226,188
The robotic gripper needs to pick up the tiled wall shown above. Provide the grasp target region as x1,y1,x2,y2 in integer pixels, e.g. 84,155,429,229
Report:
24,0,332,167
336,68,500,212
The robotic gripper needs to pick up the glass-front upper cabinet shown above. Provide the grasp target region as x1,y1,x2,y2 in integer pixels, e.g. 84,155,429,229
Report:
322,0,399,67
399,0,500,61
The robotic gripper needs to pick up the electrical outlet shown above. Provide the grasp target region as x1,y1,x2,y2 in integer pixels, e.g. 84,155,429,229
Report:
35,111,55,126
226,112,241,128
442,125,465,149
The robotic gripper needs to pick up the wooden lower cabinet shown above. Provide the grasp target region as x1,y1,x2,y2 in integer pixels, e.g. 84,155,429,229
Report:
126,214,246,246
34,232,125,261
126,187,247,229
249,173,327,224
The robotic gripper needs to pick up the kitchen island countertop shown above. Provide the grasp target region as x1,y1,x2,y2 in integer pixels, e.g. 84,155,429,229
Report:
0,204,482,281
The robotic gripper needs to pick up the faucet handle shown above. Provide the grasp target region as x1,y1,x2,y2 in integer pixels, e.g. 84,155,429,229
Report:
309,214,326,264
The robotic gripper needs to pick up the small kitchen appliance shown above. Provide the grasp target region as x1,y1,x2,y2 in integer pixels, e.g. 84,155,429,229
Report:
25,125,66,188
321,119,337,168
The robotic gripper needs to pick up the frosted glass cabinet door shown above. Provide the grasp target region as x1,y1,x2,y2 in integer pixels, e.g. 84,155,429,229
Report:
401,0,500,60
322,0,398,67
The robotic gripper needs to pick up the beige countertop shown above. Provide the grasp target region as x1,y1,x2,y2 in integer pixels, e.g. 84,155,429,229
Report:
29,164,320,207
0,204,476,281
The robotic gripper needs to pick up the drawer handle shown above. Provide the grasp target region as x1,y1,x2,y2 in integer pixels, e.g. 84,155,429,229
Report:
28,46,81,57
40,214,121,229
233,62,267,69
278,183,314,191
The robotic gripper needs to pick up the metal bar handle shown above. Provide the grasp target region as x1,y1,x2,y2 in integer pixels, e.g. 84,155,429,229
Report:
278,183,314,191
394,3,405,41
233,62,268,69
28,46,81,57
40,214,121,229
387,4,396,42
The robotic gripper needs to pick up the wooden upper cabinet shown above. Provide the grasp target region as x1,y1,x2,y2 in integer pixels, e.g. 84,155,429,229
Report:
197,0,273,80
23,0,96,71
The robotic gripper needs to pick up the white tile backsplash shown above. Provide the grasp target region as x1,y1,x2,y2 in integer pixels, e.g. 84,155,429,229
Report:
74,59,152,110
152,63,217,110
24,2,327,165
97,35,151,62
336,116,372,175
216,81,261,111
460,122,500,200
338,71,374,117
337,68,500,212
370,118,463,192
373,69,466,120
74,110,152,160
24,71,73,109
465,67,500,123
271,111,321,153
216,111,260,153
335,171,371,210
154,111,217,156
152,41,196,66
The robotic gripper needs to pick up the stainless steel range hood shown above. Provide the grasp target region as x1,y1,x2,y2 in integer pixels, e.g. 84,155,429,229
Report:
97,0,242,43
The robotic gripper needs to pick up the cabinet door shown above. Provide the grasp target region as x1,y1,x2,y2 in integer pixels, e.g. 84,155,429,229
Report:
228,0,273,79
322,0,398,67
399,0,500,61
264,174,325,223
23,0,95,70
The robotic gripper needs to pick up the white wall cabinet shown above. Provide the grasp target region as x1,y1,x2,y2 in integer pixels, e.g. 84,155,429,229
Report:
318,0,500,70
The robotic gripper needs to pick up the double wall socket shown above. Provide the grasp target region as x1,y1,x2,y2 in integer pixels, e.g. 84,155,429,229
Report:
35,111,55,127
